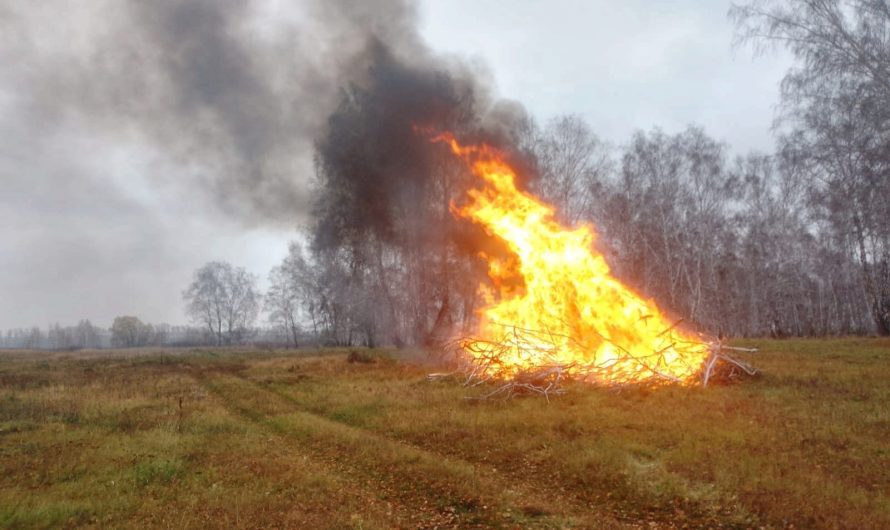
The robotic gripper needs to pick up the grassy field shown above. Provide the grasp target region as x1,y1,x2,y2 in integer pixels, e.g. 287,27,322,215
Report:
1,339,888,529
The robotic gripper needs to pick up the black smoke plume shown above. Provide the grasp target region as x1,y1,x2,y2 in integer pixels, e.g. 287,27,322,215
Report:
311,43,536,258
5,0,502,227
3,0,534,230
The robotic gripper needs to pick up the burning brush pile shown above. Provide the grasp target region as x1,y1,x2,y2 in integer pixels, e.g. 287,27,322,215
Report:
430,133,757,399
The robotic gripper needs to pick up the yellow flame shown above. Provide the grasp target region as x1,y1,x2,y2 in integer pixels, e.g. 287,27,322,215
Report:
436,133,709,384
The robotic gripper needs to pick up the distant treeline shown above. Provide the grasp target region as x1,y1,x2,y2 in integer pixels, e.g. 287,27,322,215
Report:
0,319,309,351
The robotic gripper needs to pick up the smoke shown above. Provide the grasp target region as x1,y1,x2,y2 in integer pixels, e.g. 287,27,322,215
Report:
0,0,534,328
1,0,452,225
311,39,536,255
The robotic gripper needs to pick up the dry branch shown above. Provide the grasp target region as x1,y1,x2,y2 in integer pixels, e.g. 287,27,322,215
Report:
436,323,758,400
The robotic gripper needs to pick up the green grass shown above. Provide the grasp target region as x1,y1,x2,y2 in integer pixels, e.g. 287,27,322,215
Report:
0,340,888,528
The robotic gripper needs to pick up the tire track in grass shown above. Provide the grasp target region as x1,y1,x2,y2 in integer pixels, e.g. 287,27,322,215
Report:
208,368,632,529
188,368,415,529
200,371,502,528
243,366,728,530
204,356,718,528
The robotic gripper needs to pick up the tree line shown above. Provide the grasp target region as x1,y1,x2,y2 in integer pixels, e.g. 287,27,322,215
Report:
0,320,220,350
0,318,298,351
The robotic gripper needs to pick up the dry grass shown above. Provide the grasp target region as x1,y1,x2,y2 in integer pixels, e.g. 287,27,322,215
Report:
1,339,888,528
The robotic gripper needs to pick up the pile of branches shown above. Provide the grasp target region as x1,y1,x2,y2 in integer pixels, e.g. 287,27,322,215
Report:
431,324,757,400
701,343,759,385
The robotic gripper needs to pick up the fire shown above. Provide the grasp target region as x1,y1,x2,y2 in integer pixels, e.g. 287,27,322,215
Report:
435,133,710,385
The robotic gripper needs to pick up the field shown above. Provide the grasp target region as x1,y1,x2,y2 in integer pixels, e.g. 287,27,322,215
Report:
1,339,888,529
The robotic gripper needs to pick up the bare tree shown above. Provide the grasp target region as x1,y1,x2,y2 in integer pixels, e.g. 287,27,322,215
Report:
25,327,42,349
183,261,260,345
531,114,614,226
732,0,890,334
47,323,74,350
74,319,101,349
265,263,301,348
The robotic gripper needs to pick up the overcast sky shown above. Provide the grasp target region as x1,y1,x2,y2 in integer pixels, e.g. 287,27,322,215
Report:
0,0,790,330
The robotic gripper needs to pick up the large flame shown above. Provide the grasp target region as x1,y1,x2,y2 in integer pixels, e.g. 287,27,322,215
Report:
436,133,709,385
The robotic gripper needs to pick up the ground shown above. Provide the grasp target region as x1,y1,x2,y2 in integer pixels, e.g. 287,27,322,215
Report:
1,339,888,529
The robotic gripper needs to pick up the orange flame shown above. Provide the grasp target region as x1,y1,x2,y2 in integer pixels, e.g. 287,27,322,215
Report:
435,132,709,384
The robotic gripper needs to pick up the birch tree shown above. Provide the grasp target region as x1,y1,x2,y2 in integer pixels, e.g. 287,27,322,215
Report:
183,261,260,345
732,0,890,334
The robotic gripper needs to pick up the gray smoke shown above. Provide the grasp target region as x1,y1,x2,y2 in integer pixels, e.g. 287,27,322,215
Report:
1,0,442,225
0,0,532,329
1,0,516,329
